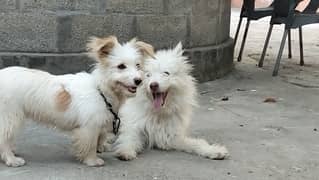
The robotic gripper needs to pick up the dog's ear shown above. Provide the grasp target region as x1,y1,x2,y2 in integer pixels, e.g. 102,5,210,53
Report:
86,36,118,62
173,42,184,56
129,37,138,44
135,41,155,59
99,36,118,56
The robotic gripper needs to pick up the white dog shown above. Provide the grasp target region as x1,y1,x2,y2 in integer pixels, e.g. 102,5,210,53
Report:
0,36,154,167
114,43,229,161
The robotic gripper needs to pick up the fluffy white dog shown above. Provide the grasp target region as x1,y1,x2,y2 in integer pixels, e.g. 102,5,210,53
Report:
114,43,229,161
0,36,154,167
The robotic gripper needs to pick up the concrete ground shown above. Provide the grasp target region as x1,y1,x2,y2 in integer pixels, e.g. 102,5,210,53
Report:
1,9,319,180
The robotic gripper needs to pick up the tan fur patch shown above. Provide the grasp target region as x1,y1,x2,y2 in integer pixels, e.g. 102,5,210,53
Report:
86,35,118,62
56,86,71,112
135,41,155,58
99,39,116,57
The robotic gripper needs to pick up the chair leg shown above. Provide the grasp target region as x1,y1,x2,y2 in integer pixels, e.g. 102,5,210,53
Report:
288,29,292,59
273,29,289,76
237,20,250,62
299,26,304,66
259,24,274,67
234,17,243,47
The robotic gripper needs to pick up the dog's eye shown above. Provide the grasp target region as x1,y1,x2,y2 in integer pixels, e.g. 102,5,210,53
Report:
163,71,170,76
145,72,151,77
117,64,127,70
136,63,141,69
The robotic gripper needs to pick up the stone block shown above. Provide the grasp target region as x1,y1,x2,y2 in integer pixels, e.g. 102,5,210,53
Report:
186,38,233,82
0,12,58,52
44,54,93,74
0,0,16,11
105,0,164,14
18,0,73,11
166,0,192,15
17,0,106,13
73,0,107,14
0,53,93,74
136,15,187,49
202,48,218,80
216,13,231,44
189,15,218,46
56,14,135,52
215,39,234,78
215,0,231,44
189,50,206,81
191,0,219,17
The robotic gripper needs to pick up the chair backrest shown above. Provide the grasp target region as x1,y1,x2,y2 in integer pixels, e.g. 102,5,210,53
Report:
303,0,319,13
271,0,319,27
243,0,255,13
273,0,295,17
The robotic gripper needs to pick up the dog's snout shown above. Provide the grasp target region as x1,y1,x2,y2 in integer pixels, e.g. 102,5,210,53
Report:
150,82,159,91
134,78,142,86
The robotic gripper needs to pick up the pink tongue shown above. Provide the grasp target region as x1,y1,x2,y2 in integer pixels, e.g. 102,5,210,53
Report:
153,93,163,110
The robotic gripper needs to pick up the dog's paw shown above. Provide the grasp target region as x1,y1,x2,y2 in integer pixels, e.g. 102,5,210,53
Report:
205,145,229,160
115,149,137,161
5,156,26,167
97,142,112,153
83,157,105,167
97,133,116,153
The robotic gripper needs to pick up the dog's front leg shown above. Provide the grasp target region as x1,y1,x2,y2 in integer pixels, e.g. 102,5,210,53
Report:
114,127,144,161
72,127,104,166
171,136,229,160
97,128,115,153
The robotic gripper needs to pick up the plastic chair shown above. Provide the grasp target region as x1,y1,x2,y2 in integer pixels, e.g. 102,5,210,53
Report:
234,0,280,62
258,0,319,76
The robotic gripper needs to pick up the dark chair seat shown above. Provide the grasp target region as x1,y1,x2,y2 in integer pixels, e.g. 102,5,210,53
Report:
272,11,319,25
258,0,319,76
241,7,274,20
291,12,319,27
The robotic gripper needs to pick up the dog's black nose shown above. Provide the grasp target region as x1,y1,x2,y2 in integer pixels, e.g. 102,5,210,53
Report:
134,78,142,86
150,82,159,91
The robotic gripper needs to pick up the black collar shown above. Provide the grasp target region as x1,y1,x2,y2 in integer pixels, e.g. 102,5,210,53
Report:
98,89,121,135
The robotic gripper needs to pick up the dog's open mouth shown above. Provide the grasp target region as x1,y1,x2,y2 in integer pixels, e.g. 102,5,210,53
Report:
127,86,137,93
118,82,137,94
152,91,168,110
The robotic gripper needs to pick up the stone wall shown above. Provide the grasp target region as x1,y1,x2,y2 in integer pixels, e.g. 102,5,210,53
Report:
0,0,233,82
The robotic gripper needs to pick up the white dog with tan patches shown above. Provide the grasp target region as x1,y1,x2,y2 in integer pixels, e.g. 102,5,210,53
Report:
114,43,229,161
0,36,154,167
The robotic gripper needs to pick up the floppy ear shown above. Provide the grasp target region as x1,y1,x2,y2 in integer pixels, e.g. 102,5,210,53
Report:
173,42,183,56
86,35,118,62
135,41,155,59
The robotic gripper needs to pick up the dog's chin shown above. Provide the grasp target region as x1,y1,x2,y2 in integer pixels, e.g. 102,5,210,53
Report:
124,90,137,97
117,82,137,97
150,90,168,111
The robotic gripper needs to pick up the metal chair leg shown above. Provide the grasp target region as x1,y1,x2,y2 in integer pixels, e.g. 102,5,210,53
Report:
288,29,292,59
237,20,250,62
234,17,243,47
273,29,289,76
259,24,274,67
299,26,304,66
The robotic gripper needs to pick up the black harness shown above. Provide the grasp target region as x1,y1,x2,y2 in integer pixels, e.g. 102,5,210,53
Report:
98,89,121,135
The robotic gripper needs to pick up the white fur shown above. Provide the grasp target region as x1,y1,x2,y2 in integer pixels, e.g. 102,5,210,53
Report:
114,43,229,160
0,36,150,167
